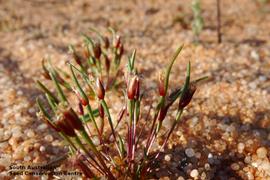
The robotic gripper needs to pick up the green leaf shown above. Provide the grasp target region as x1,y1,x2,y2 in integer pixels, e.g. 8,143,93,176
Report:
128,49,136,72
36,80,59,104
81,109,99,122
36,98,51,120
164,45,184,95
70,64,88,104
118,134,126,158
50,72,67,103
82,33,94,48
181,61,191,98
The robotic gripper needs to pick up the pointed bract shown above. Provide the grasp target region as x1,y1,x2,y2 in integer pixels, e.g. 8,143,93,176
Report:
178,83,196,109
96,78,105,100
127,76,139,100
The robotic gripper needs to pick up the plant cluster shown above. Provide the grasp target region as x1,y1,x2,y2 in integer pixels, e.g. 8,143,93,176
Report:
191,0,204,43
36,34,206,179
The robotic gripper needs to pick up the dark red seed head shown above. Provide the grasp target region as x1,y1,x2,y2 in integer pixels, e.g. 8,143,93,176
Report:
127,76,139,100
98,103,104,119
157,106,169,122
135,77,140,100
104,54,111,74
158,73,165,97
55,115,76,137
103,36,110,49
93,42,101,59
63,108,84,131
178,83,196,109
96,78,105,100
119,43,124,58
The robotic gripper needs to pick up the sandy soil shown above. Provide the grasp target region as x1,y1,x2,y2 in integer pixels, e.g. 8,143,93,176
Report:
0,0,270,179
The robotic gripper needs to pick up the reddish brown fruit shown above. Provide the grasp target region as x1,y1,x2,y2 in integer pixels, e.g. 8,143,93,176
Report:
103,36,110,49
157,106,169,122
104,54,111,74
179,83,196,109
127,76,139,100
98,103,104,119
96,78,105,100
63,108,84,131
93,42,101,59
119,43,124,58
55,115,76,137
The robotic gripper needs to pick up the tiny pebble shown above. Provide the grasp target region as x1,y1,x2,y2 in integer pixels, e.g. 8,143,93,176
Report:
190,169,199,178
40,146,46,152
250,50,260,61
177,176,184,180
231,163,240,170
256,147,267,159
238,143,245,153
244,156,251,164
27,130,35,138
185,148,195,157
164,154,171,162
24,156,31,161
44,135,53,142
205,163,211,170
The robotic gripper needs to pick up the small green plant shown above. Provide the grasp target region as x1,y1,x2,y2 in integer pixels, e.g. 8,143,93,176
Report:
191,0,204,43
36,44,206,179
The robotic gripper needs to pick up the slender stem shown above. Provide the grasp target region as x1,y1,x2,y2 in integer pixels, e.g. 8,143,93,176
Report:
216,0,222,43
45,94,57,113
154,108,183,160
36,80,59,103
127,100,134,163
50,72,67,103
101,100,116,141
86,104,102,139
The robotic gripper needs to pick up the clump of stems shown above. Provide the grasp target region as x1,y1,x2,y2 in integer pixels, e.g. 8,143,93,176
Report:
36,44,206,179
192,0,204,43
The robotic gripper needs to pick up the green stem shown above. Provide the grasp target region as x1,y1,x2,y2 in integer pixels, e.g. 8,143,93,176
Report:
86,104,102,139
45,94,57,113
36,80,59,103
50,72,67,103
101,100,116,140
